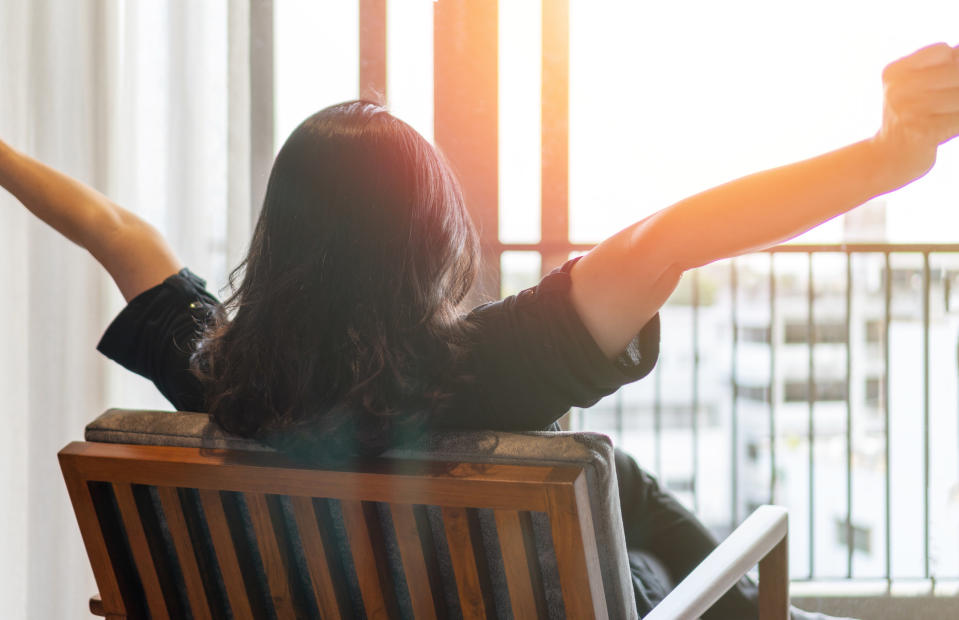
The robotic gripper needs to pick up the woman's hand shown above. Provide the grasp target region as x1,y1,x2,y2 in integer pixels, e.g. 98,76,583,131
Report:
874,42,959,187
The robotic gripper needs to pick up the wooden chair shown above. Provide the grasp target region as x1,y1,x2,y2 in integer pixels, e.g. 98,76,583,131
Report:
61,410,790,619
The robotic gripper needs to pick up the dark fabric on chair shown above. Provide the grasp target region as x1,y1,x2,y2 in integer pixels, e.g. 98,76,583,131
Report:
627,550,674,612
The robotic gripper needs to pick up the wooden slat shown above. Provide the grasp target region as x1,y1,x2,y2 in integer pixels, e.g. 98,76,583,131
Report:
441,507,487,619
245,493,297,618
59,459,126,617
198,489,255,620
340,500,392,618
494,510,539,618
759,534,790,619
59,442,560,512
156,486,212,620
112,483,170,619
290,497,342,619
547,477,608,619
62,441,611,619
390,503,437,620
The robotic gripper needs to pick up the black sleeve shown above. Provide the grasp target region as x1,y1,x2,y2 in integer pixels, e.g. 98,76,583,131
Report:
440,258,660,431
97,269,219,412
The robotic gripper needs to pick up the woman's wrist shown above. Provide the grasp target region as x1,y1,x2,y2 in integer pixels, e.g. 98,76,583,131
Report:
863,131,936,199
0,139,17,186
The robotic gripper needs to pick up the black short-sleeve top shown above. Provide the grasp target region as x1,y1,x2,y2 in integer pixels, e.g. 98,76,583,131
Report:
97,259,660,433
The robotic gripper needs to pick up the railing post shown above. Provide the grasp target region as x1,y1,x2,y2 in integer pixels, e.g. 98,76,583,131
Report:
654,364,663,477
692,268,700,513
730,259,739,530
768,254,777,505
922,251,931,580
845,251,854,578
806,252,815,579
883,251,892,590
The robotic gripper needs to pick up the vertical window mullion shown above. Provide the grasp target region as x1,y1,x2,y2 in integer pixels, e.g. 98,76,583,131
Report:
433,0,500,302
359,0,386,102
540,0,569,277
249,0,274,223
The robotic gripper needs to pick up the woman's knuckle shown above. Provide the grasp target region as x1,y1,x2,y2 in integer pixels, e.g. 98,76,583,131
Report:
882,63,897,83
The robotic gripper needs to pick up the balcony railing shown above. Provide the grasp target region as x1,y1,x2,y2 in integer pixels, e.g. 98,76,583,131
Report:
554,243,959,588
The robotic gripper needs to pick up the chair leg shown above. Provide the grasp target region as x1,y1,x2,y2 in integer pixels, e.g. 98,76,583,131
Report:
90,593,126,618
90,594,105,617
758,534,789,620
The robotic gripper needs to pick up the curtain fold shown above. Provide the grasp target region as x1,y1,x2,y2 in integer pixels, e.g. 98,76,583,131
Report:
0,1,251,616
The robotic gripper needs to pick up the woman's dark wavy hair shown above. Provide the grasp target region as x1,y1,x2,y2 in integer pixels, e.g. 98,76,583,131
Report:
192,101,480,463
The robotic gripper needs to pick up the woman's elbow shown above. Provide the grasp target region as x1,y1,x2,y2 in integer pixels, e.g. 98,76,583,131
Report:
625,217,695,282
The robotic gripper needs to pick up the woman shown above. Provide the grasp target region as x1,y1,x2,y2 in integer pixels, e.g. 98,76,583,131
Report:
3,42,958,619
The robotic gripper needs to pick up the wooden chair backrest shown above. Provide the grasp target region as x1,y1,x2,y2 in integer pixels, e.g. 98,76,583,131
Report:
59,440,610,619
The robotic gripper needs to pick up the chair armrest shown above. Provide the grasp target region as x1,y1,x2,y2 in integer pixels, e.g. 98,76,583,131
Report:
644,505,789,620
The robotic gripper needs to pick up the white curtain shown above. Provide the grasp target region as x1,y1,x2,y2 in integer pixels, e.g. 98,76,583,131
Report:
0,1,254,617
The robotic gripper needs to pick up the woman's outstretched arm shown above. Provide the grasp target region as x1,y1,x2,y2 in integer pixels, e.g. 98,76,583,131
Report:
0,139,181,301
572,42,959,358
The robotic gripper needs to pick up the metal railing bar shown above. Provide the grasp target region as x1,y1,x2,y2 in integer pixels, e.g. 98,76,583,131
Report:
790,576,959,584
947,275,953,313
654,364,663,477
730,259,739,531
490,241,959,254
764,243,959,253
807,251,816,580
615,388,624,442
769,254,777,505
845,252,854,579
884,251,892,590
692,269,700,514
490,242,954,584
922,252,931,581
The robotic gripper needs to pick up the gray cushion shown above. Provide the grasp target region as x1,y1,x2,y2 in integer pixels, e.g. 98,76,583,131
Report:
86,409,637,619
85,408,271,451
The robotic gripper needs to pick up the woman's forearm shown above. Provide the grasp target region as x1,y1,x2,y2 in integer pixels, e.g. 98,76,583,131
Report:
0,139,181,300
570,137,896,358
638,136,899,272
0,139,124,247
637,42,959,274
571,42,959,359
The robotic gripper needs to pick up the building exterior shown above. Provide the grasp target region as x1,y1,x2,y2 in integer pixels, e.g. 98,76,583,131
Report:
576,203,959,581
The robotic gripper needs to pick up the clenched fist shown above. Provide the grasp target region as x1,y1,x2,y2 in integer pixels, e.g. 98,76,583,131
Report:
875,42,959,185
